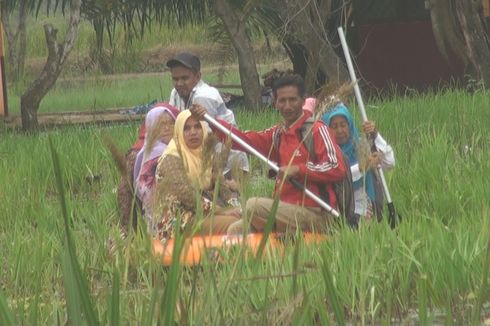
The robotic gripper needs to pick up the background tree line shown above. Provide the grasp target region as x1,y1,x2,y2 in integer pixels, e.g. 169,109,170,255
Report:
1,0,489,131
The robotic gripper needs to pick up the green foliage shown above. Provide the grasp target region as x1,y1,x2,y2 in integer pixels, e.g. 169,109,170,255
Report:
0,90,489,324
158,216,185,325
49,137,100,325
0,290,16,326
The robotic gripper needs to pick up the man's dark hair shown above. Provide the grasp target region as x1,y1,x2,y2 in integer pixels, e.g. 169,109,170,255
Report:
272,74,306,98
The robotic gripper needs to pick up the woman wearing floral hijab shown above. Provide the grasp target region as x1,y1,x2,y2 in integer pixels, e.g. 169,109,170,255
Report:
133,103,180,218
152,110,240,241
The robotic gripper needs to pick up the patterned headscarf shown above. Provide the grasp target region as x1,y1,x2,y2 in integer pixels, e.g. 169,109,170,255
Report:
160,110,211,189
133,103,180,183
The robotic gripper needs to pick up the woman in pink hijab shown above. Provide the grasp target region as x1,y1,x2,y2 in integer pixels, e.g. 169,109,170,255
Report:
133,103,180,215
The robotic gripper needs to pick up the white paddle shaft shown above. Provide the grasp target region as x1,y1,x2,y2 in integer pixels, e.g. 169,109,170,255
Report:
203,113,340,217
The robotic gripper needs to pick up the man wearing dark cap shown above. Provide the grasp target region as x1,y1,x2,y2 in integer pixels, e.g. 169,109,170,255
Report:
166,52,249,184
167,52,235,124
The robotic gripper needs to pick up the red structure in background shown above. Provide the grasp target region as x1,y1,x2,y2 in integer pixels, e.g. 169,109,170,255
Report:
355,20,463,91
346,0,490,92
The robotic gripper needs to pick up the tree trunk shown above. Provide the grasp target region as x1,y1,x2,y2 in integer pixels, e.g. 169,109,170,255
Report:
429,0,490,87
283,40,308,78
212,0,262,110
91,17,113,74
0,0,28,82
428,0,467,67
20,0,81,131
269,0,349,93
455,0,490,86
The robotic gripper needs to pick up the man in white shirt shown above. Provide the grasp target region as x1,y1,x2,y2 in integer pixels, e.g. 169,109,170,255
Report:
166,52,249,178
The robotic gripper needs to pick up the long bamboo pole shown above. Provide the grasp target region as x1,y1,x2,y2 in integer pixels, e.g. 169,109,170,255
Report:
202,112,341,218
337,27,398,228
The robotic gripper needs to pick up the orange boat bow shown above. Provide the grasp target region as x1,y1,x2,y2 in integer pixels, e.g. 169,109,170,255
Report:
152,233,327,266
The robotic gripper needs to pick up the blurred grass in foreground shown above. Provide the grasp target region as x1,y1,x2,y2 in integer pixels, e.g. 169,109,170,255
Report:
0,89,489,324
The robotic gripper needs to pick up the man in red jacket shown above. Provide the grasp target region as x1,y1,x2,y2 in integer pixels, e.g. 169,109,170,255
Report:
191,74,346,234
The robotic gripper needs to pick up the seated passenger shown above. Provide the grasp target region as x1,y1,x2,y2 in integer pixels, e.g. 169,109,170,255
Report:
166,52,249,194
322,103,395,222
151,110,240,241
133,104,180,220
191,74,346,235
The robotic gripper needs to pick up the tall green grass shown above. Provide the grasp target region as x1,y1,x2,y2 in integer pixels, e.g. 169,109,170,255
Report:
0,90,489,324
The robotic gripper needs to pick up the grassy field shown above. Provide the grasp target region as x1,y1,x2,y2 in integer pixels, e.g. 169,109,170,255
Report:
1,88,489,324
1,10,490,325
5,14,285,115
7,68,278,114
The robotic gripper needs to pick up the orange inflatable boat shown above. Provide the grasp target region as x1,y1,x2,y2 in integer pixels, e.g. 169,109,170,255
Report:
153,233,327,266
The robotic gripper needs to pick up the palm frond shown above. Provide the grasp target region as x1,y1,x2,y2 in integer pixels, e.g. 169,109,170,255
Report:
355,135,372,175
103,136,127,177
201,133,219,176
313,81,355,120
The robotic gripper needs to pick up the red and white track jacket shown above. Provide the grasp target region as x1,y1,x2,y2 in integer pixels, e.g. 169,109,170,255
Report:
212,111,346,209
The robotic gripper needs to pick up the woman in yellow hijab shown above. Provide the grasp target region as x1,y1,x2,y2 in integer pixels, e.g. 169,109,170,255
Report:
152,110,240,241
